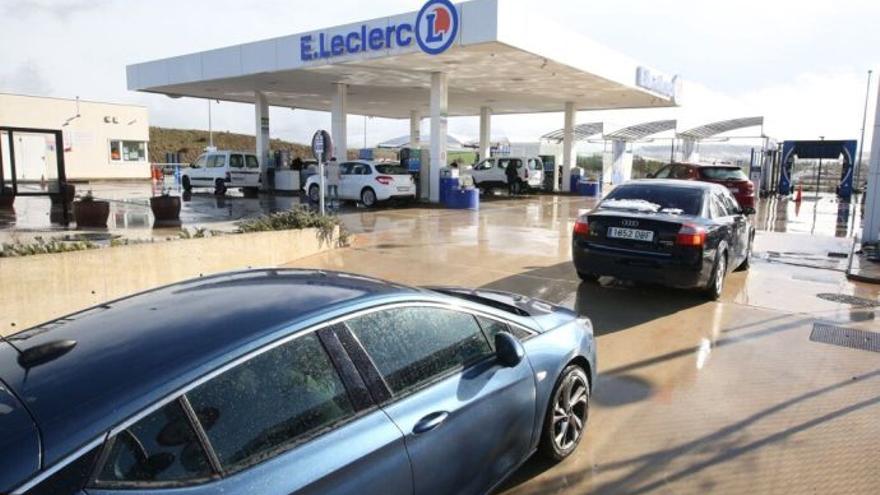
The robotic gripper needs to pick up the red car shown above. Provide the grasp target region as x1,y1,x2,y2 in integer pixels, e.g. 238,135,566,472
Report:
649,162,755,209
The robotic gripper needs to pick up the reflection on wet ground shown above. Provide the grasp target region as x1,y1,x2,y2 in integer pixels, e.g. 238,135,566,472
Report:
280,193,880,494
754,192,864,238
0,181,307,243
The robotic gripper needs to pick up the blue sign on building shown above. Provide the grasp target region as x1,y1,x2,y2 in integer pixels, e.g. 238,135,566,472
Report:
300,0,459,61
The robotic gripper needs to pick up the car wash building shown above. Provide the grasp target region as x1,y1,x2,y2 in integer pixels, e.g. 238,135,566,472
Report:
126,0,678,202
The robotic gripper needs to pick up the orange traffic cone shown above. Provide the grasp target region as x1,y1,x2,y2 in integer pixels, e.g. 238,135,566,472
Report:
795,184,802,203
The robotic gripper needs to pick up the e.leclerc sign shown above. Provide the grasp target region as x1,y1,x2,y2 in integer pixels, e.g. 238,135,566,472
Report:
300,0,459,61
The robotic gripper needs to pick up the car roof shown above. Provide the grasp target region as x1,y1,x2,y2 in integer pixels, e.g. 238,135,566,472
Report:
673,162,741,169
0,269,417,467
625,178,726,191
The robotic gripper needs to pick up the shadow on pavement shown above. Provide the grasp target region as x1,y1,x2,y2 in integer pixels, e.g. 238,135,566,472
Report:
480,261,706,337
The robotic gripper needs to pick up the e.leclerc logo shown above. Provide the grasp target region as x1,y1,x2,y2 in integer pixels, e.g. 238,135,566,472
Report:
300,0,459,61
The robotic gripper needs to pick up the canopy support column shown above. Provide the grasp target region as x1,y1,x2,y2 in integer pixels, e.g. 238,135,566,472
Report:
479,106,492,162
864,81,880,242
429,72,448,203
254,91,270,190
409,110,421,150
681,137,698,162
610,140,632,184
561,102,575,192
331,83,348,161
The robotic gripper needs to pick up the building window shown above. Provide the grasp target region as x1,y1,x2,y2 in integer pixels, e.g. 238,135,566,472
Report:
110,140,147,162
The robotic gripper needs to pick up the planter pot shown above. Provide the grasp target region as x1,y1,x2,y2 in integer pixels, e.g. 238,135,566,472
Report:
50,183,76,205
73,200,110,228
150,195,181,224
0,187,13,209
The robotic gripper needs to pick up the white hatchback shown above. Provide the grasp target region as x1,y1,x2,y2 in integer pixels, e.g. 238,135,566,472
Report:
304,161,416,207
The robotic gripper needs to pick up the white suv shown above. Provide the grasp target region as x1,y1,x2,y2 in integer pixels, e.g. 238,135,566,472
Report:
304,161,416,207
181,151,261,195
469,156,544,193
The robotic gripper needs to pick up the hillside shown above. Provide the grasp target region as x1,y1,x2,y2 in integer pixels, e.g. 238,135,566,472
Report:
149,127,314,164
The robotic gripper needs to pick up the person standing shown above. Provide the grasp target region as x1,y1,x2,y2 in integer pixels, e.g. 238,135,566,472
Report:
506,160,519,196
326,157,341,208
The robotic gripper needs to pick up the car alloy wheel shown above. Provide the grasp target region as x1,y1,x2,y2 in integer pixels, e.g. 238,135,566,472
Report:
539,365,590,460
710,254,726,299
309,184,320,203
361,188,376,207
552,371,589,451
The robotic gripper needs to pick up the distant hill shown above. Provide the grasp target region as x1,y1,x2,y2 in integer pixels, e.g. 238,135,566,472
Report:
148,127,395,164
149,127,312,164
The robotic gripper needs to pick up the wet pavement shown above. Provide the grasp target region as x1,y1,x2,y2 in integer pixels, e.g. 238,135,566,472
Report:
3,182,879,493
279,194,880,495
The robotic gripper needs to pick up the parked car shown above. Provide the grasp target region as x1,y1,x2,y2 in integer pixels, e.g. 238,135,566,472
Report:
181,151,261,195
649,162,756,209
304,161,416,207
0,269,595,495
470,156,544,193
572,180,755,300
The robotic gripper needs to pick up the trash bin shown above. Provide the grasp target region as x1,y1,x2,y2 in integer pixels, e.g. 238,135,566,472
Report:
447,187,479,210
577,180,601,197
440,177,459,205
569,167,584,192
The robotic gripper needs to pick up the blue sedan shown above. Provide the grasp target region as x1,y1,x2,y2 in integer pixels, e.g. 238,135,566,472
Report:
0,270,596,495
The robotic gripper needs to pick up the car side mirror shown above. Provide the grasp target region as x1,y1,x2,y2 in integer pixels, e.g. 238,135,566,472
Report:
741,207,755,216
495,332,525,367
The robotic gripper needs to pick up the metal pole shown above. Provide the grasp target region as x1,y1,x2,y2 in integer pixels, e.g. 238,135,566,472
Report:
208,100,213,149
318,151,325,216
669,137,675,163
855,70,873,191
364,115,367,149
816,136,824,200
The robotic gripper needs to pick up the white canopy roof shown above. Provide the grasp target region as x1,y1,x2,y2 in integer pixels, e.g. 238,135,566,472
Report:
126,0,678,119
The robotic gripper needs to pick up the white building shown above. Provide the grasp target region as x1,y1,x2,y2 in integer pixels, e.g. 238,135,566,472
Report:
0,93,150,181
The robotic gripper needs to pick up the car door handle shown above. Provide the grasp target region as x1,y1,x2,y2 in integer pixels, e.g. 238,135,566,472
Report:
413,411,450,434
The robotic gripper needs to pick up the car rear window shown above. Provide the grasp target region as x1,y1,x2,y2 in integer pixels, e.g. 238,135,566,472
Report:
375,163,408,175
601,185,704,216
699,167,747,181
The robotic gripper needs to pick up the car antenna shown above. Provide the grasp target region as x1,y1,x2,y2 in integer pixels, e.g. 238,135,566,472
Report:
17,340,77,371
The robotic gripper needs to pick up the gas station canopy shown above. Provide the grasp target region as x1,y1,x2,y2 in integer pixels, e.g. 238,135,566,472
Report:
126,0,678,118
542,122,604,143
604,119,677,142
678,116,764,140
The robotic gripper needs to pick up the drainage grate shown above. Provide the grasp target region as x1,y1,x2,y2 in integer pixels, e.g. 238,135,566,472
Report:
810,323,880,353
816,293,880,308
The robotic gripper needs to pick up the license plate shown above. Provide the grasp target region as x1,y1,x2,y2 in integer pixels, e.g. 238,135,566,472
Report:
397,186,411,192
607,227,654,242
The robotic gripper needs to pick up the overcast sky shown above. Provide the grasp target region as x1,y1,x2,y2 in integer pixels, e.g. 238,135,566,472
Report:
1,0,879,148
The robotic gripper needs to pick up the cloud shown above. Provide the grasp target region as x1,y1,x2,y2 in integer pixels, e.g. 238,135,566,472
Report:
2,0,111,21
0,60,52,95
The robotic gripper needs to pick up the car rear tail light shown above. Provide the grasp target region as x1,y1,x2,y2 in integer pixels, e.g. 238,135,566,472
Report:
225,172,231,181
676,223,706,247
573,218,590,237
745,181,755,192
376,175,394,185
524,168,529,178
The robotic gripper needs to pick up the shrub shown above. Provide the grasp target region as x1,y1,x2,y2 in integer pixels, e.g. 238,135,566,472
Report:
236,207,348,246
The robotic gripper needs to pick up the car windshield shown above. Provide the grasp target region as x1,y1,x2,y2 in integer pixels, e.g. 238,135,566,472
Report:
601,185,704,216
375,163,408,175
700,167,747,181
